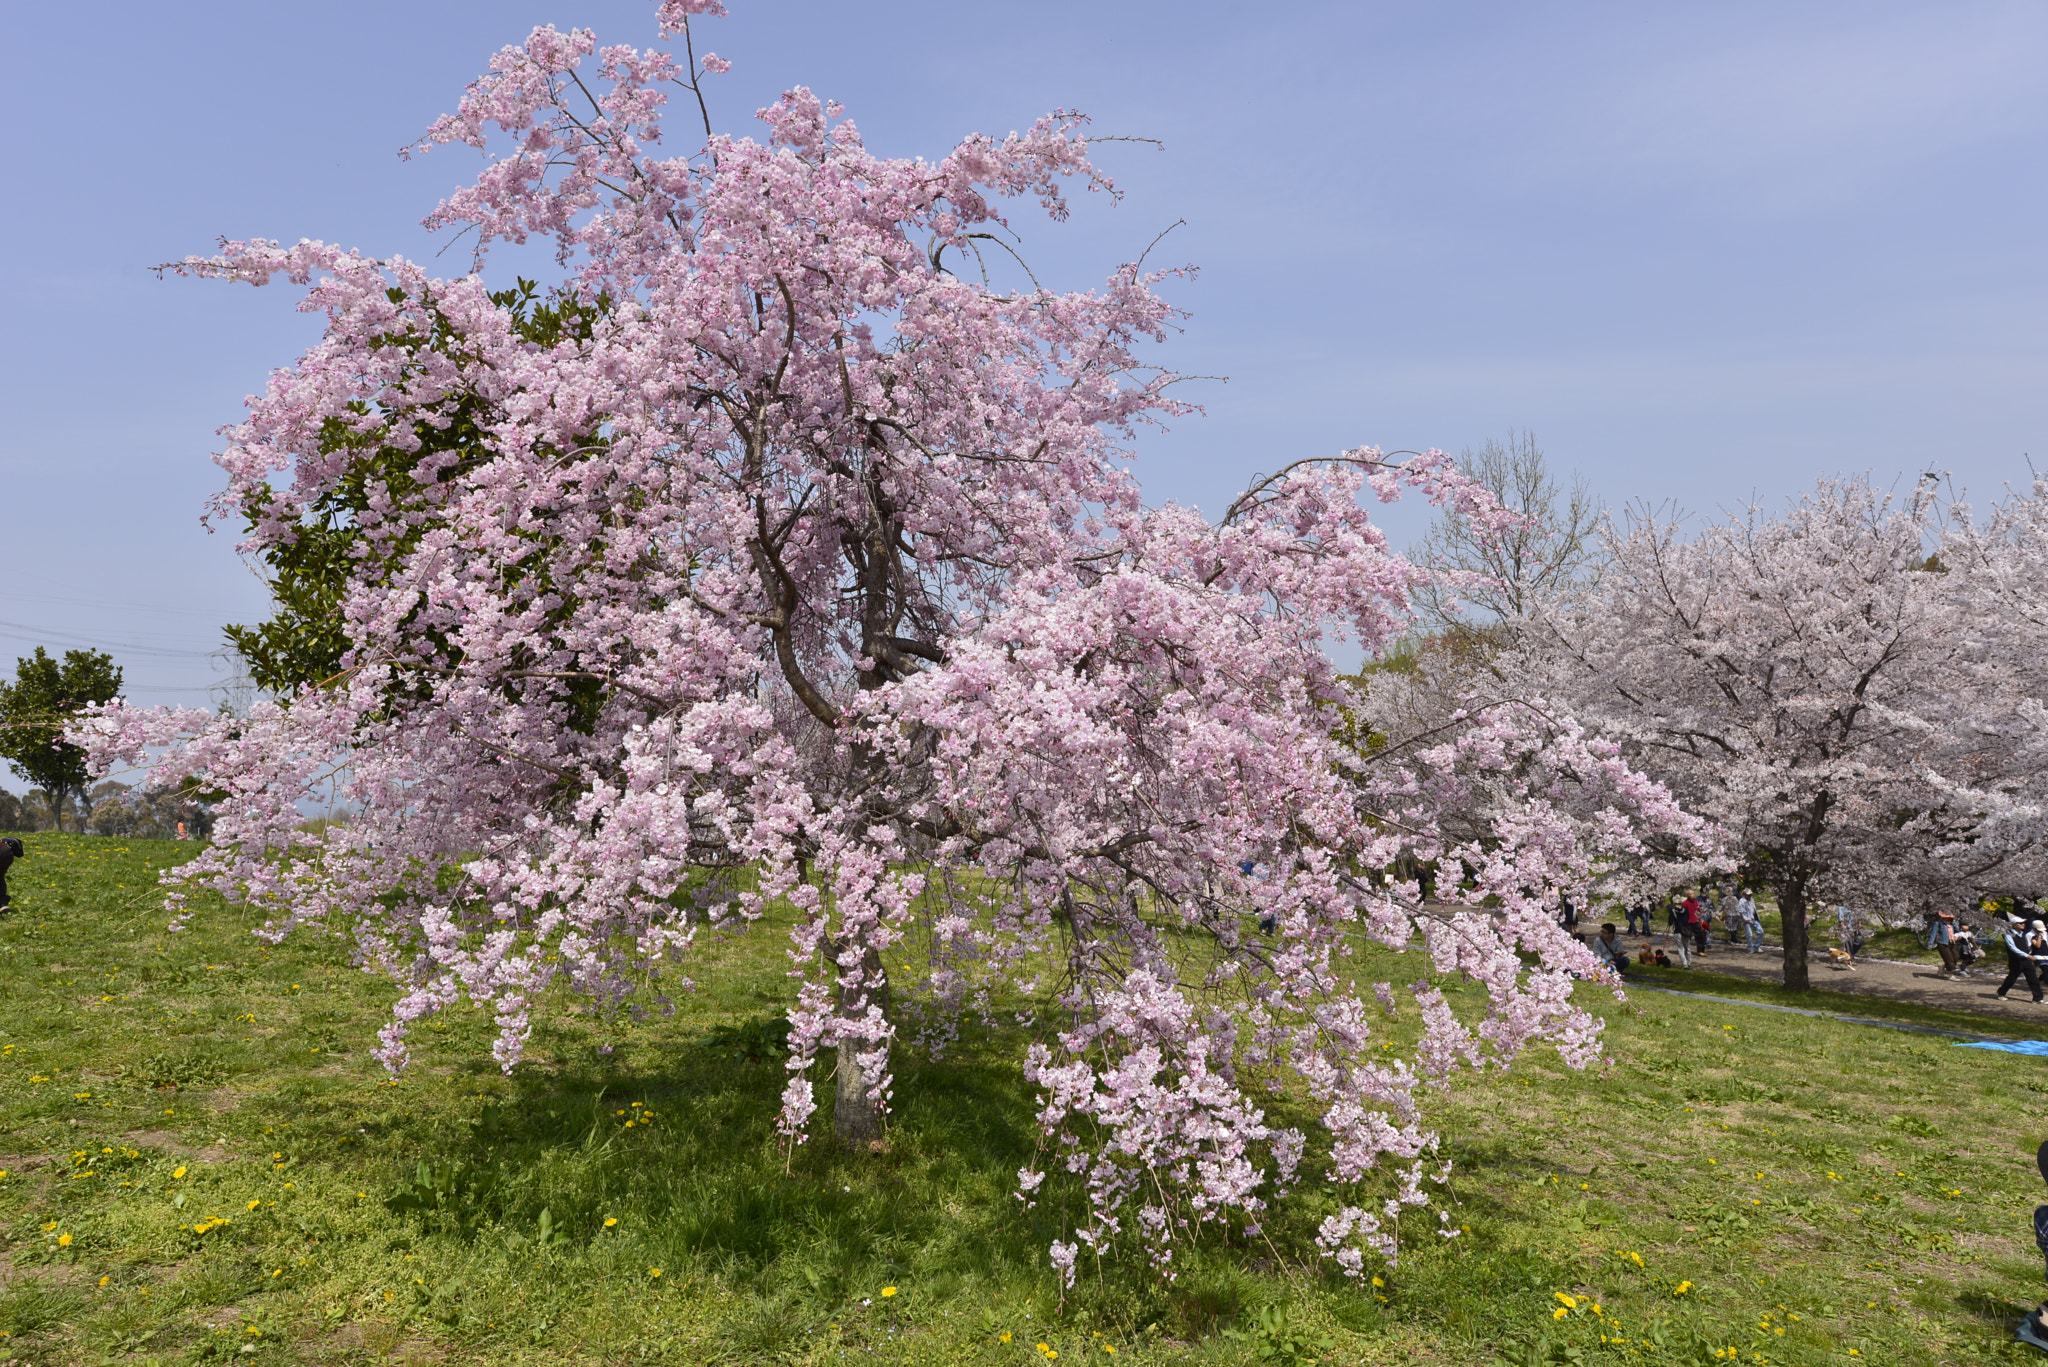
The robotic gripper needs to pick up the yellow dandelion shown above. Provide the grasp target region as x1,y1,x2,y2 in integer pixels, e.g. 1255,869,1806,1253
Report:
999,1331,1013,1344
648,1267,662,1278
1553,1307,1570,1320
1555,1293,1578,1309
57,1234,72,1247
172,1167,186,1179
880,1286,898,1297
605,1217,619,1228
1673,1281,1692,1295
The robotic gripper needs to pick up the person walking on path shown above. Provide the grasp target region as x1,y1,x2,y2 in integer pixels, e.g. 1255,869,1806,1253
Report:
1665,895,1692,968
1958,921,1984,976
1735,889,1763,954
1835,904,1865,962
1930,908,1963,977
1625,901,1651,936
1684,893,1709,956
1997,915,2047,1003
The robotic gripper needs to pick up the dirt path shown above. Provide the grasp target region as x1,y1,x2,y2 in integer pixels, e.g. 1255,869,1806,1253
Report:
1620,931,2048,1030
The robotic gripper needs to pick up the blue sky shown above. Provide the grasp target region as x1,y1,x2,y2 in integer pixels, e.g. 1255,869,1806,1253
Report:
5,0,2047,705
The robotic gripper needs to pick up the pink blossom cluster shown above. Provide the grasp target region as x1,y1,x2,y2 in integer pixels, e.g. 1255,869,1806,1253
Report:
86,0,1712,1282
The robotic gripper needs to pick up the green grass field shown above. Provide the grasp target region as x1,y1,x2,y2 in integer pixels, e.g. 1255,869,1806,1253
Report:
0,833,2043,1365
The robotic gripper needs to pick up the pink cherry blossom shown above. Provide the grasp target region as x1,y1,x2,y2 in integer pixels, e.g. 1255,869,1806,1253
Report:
84,0,1710,1282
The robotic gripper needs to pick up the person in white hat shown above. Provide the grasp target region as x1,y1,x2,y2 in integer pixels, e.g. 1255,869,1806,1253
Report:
1998,914,2046,1003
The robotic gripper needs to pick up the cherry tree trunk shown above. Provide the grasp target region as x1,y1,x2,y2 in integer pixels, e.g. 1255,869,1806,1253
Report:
1779,883,1811,991
831,933,891,1151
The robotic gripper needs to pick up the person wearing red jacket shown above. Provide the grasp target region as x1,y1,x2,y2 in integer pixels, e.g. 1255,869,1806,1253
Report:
1683,894,1708,955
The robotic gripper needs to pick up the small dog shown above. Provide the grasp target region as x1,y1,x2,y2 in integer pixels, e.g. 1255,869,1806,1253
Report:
1827,947,1856,970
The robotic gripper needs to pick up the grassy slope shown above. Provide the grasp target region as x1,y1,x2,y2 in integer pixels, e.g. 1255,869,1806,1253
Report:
0,834,2042,1365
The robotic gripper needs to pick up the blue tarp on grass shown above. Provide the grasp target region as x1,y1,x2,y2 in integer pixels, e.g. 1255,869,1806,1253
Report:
1956,1039,2048,1055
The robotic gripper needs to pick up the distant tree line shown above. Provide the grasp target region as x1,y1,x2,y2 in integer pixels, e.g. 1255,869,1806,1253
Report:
0,645,215,839
0,781,213,839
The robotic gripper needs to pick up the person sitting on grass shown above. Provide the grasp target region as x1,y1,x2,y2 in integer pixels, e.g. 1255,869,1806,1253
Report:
1591,923,1630,980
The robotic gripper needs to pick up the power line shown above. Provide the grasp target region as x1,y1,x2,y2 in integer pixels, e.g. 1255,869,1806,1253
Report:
0,589,243,622
0,622,220,661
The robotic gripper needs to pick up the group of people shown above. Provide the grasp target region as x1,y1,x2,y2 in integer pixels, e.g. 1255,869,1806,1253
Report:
1997,908,2048,1004
1573,886,2048,1001
1581,886,1765,979
1921,906,1984,977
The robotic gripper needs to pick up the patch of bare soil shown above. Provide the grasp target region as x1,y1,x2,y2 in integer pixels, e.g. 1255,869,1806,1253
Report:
118,1130,231,1163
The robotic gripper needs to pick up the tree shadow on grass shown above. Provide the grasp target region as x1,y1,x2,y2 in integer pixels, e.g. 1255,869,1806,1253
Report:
384,1015,1053,1290
327,1015,1532,1359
